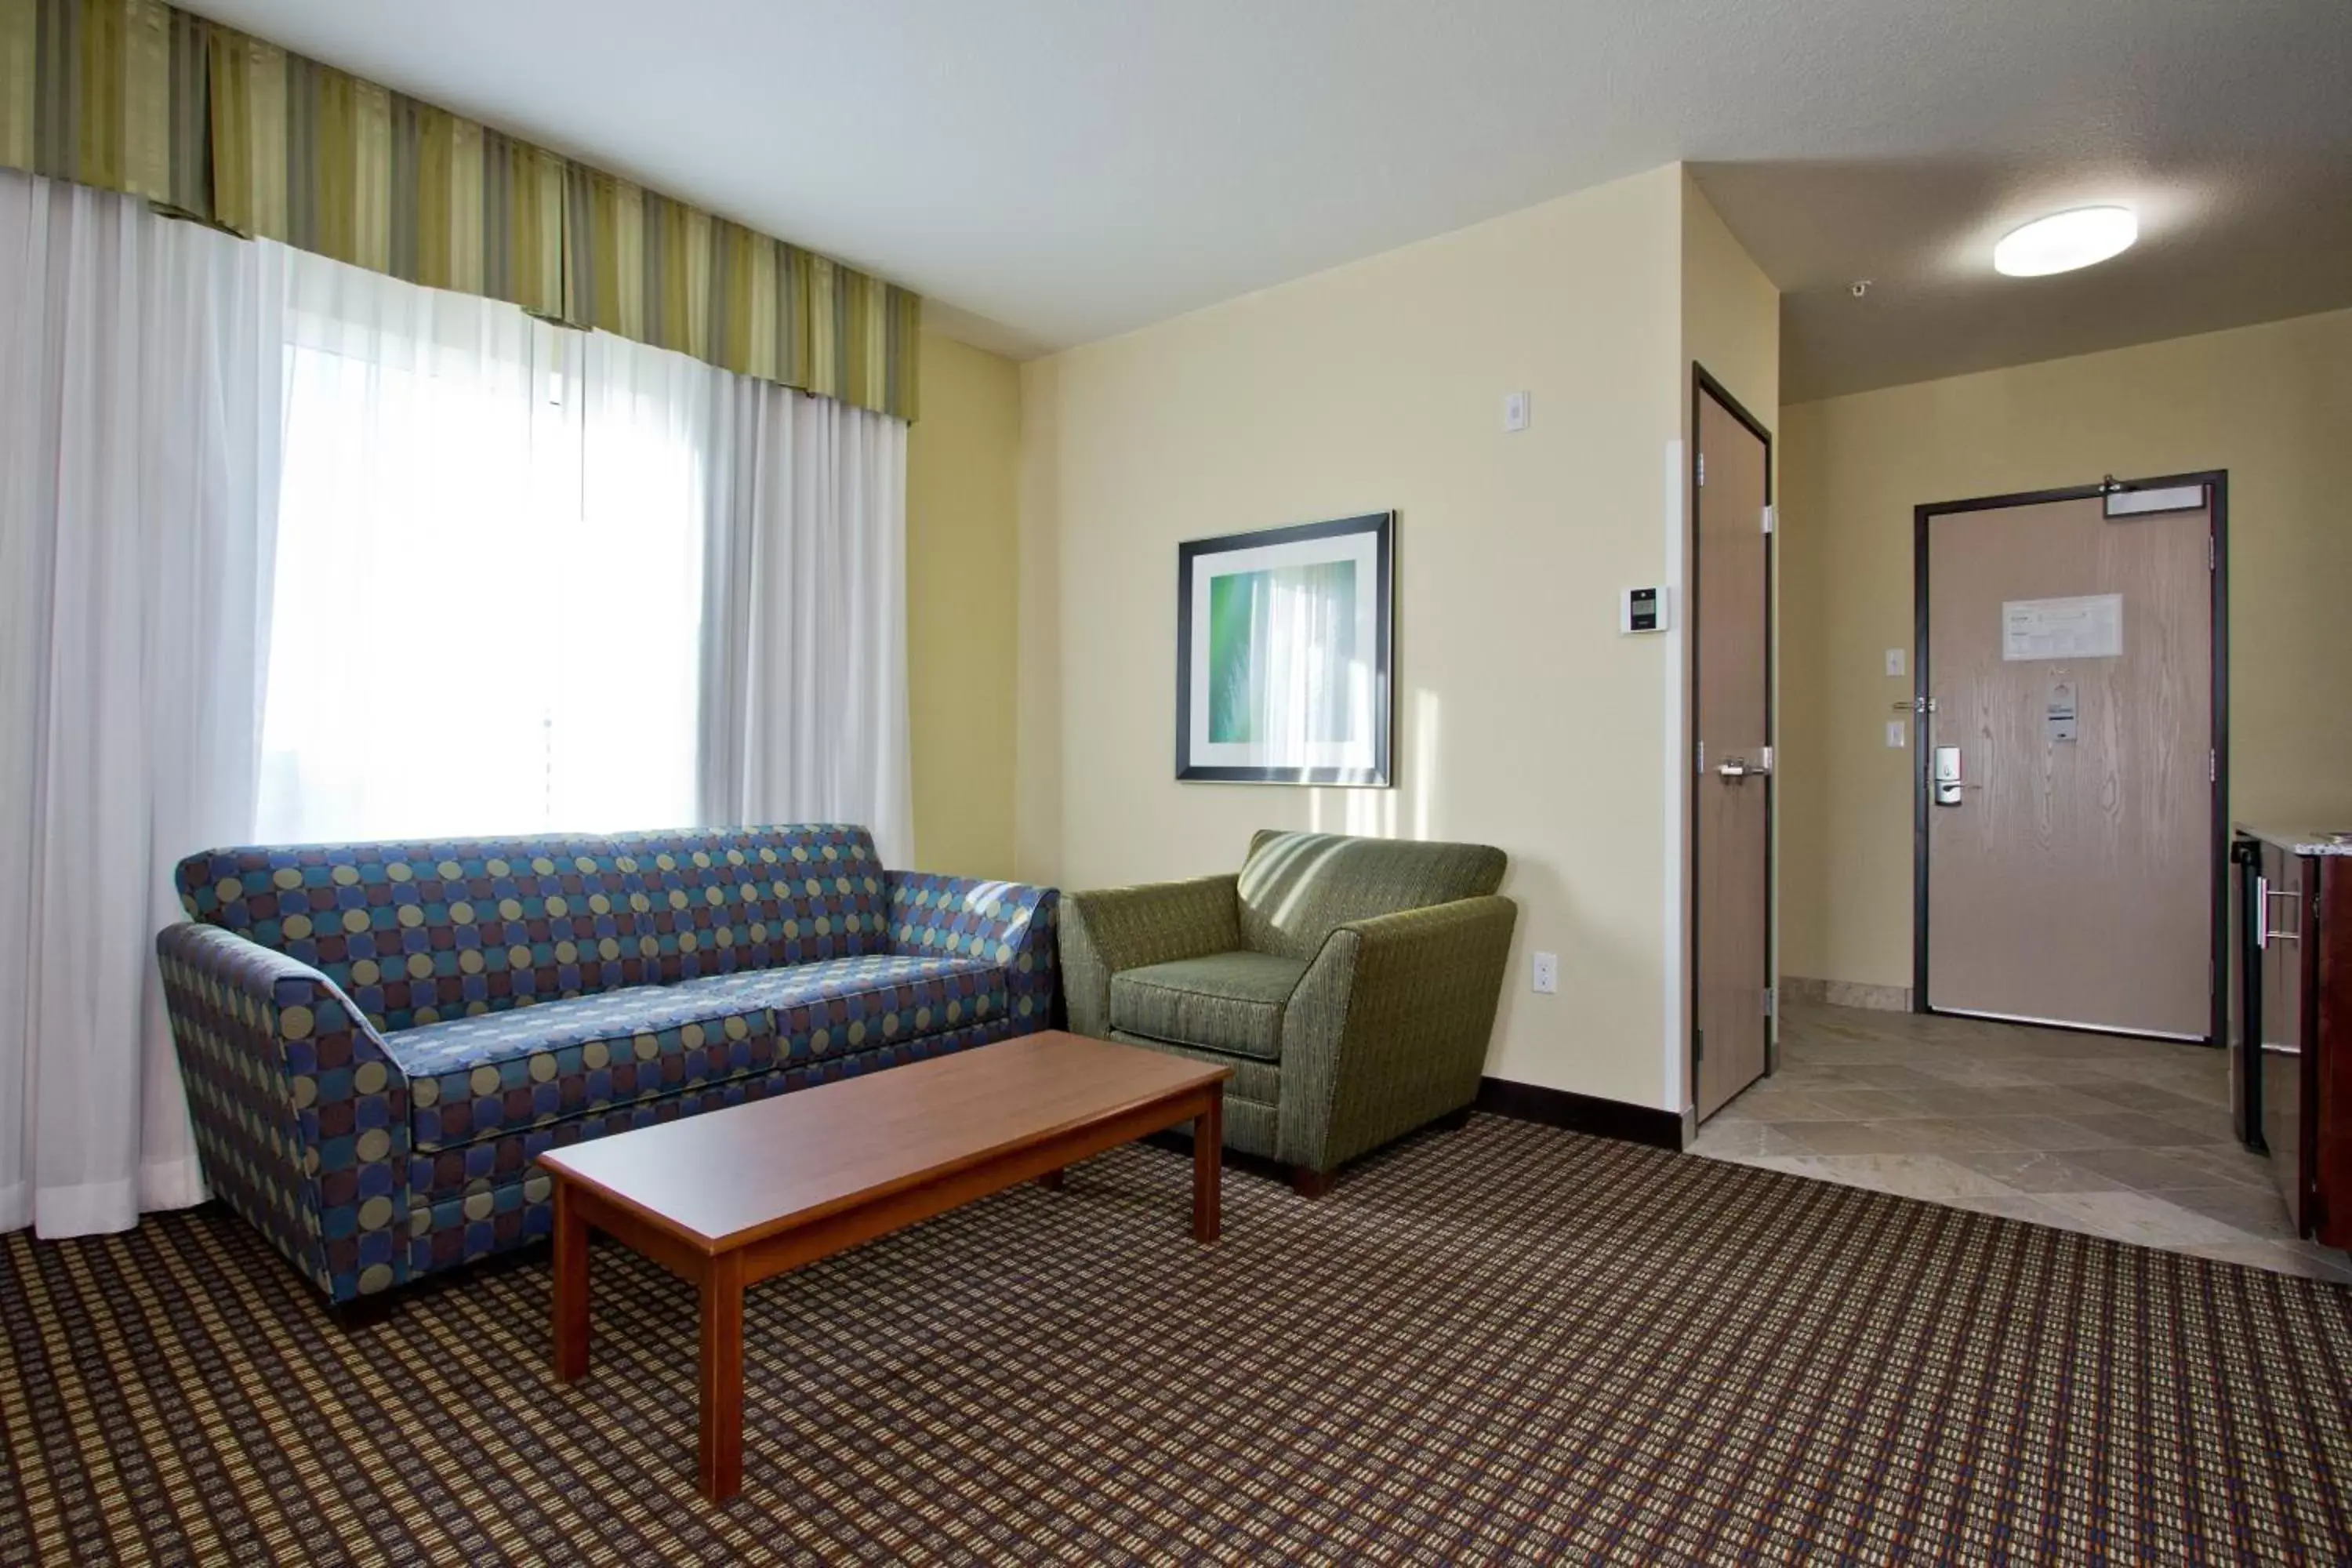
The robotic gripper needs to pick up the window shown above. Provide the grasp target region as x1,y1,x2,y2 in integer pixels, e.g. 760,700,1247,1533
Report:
255,253,704,844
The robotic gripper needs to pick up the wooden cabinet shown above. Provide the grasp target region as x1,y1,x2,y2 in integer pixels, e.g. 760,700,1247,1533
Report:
2232,828,2352,1249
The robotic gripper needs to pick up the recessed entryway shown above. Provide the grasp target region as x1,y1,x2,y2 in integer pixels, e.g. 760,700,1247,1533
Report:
1690,1003,2345,1281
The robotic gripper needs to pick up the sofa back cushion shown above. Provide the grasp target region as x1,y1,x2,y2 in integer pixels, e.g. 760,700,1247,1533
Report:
172,824,890,1031
1236,830,1507,960
175,836,649,1032
608,824,888,982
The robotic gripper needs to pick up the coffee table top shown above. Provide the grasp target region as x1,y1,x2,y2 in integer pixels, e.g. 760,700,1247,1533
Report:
535,1030,1228,1251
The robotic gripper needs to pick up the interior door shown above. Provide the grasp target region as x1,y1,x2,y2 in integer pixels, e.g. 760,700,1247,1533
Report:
1922,488,2216,1038
1693,381,1771,1120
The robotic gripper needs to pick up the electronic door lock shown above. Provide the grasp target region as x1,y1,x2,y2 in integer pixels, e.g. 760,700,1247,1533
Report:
1933,746,1965,807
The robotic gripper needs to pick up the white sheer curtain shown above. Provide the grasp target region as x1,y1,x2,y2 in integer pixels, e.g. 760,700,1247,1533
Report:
696,369,912,864
0,172,285,1237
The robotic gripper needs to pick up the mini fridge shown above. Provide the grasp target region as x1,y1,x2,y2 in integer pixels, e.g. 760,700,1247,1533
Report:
2230,826,2352,1249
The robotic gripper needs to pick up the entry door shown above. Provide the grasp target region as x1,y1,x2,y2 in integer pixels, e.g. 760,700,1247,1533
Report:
1693,381,1772,1120
1922,487,2216,1038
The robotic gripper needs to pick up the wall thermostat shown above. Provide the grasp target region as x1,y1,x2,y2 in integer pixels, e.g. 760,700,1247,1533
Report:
1621,586,1670,634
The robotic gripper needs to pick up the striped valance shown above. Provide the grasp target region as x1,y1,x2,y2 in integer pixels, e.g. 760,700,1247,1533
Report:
0,0,920,419
563,168,920,418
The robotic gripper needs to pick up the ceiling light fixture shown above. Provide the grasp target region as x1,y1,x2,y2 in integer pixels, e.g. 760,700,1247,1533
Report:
1993,206,2139,277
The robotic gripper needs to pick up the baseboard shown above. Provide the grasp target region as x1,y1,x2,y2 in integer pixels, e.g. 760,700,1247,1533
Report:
1475,1078,1684,1152
1780,975,1913,1013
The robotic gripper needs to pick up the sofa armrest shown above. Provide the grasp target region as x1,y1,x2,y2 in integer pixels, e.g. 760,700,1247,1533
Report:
156,922,412,1302
1277,894,1518,1171
884,873,1062,1032
1058,875,1242,1038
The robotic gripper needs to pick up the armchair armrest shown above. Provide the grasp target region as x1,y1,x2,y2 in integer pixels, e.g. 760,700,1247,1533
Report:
1278,894,1518,1171
1058,875,1243,1038
884,872,1062,1031
156,922,412,1301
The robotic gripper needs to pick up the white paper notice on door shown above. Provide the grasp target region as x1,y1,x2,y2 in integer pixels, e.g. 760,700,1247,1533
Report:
2002,593,2123,661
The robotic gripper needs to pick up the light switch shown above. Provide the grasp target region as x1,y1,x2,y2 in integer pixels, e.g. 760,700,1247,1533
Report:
1885,648,1906,677
1504,390,1530,432
1886,720,1908,749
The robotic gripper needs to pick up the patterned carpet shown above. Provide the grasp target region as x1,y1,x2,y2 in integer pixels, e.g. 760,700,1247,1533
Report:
4,1116,2350,1566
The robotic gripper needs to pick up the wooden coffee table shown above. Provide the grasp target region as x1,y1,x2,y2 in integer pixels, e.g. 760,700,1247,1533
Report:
536,1029,1230,1501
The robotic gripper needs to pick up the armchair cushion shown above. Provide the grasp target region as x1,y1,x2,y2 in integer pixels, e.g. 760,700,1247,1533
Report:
1109,950,1308,1062
1058,873,1240,1040
1237,830,1508,960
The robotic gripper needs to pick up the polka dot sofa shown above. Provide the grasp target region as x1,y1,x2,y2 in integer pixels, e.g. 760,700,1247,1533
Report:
154,825,1058,1305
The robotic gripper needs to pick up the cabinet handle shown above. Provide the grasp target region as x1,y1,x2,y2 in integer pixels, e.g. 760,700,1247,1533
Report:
2257,877,2300,947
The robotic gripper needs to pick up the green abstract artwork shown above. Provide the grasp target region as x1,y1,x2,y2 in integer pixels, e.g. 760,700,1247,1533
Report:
1206,561,1359,744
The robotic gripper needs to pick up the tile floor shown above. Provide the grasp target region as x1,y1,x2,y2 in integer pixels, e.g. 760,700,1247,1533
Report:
1690,1000,2352,1283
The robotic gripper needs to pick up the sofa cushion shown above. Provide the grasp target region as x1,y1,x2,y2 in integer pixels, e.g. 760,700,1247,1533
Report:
387,953,1001,1150
174,836,651,1033
609,825,889,982
1109,950,1308,1062
1236,830,1507,961
173,826,895,1033
176,827,898,1034
408,1017,1011,1219
675,953,1005,1062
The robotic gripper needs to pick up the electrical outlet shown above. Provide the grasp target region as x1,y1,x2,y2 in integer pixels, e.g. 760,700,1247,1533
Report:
1531,951,1558,994
1504,390,1530,432
1885,647,1906,677
1886,720,1907,749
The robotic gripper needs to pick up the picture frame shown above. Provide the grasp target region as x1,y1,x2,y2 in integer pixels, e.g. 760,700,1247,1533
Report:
1175,511,1394,786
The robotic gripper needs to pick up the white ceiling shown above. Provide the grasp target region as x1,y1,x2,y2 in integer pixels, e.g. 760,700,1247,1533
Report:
179,0,2352,401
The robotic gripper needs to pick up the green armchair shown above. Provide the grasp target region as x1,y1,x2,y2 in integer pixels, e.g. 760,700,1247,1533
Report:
1060,831,1516,1193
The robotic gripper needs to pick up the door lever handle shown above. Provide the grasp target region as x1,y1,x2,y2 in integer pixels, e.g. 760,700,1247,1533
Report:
1717,759,1752,781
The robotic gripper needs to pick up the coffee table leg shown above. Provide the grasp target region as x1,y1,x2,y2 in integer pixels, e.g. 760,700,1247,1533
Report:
553,1179,590,1382
1037,1167,1066,1190
697,1251,746,1502
1192,1088,1223,1243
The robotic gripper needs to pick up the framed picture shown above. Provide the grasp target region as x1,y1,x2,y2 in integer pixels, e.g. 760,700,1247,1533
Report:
1176,512,1394,786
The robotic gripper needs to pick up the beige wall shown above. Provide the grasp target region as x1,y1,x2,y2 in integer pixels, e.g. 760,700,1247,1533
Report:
1780,307,2352,989
1015,165,1783,1109
906,328,1022,879
1681,172,1780,438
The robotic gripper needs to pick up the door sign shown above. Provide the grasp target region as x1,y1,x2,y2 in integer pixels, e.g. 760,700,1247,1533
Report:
2003,593,2122,661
